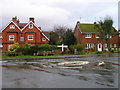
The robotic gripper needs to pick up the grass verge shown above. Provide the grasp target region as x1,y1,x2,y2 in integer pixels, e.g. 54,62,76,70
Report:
2,54,71,59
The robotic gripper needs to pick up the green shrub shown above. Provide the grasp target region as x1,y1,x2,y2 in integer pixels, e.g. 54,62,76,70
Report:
39,44,50,51
56,40,62,45
87,51,96,54
114,48,117,51
76,44,83,52
103,49,108,53
30,45,39,53
69,44,83,53
22,43,32,55
39,44,60,51
8,42,20,52
16,47,22,53
66,48,71,54
95,51,102,54
77,51,86,55
49,45,60,50
111,50,114,53
8,52,18,56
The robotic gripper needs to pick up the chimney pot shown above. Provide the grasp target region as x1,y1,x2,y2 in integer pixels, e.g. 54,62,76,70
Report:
17,19,19,25
94,22,96,24
29,17,35,23
77,21,80,24
12,16,17,23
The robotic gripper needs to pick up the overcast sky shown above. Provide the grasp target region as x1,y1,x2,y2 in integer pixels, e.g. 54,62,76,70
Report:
0,0,119,31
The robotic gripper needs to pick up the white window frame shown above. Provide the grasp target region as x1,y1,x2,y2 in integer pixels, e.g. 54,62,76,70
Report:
42,38,46,41
91,43,94,48
107,34,112,38
8,45,13,51
85,43,94,49
85,44,88,49
96,34,99,38
10,25,15,29
0,36,2,39
104,44,107,48
29,24,33,29
20,37,24,41
28,35,33,40
9,35,14,41
85,34,92,38
114,44,117,48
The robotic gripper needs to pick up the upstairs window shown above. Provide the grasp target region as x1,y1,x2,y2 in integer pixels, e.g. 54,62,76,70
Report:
28,35,33,40
85,34,92,38
9,35,14,41
96,34,99,38
10,25,15,29
20,37,24,41
42,38,46,41
107,34,112,38
29,24,33,29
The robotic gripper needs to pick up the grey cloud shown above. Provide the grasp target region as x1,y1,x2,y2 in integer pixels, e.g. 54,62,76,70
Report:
0,0,118,31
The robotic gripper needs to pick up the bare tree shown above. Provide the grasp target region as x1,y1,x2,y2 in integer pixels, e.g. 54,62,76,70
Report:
54,25,67,41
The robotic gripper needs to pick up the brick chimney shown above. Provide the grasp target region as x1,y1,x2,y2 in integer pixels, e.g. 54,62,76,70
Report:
29,17,35,23
94,22,96,24
77,21,80,24
17,19,19,25
12,16,17,23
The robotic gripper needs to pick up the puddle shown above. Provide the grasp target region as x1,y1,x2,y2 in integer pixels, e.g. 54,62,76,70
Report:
2,53,119,88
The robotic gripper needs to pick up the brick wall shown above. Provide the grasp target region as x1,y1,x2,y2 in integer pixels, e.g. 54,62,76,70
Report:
2,20,49,51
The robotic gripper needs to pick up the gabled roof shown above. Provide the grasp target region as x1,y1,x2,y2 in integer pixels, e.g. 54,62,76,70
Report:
21,21,49,41
38,27,41,30
2,21,21,32
1,19,49,41
42,31,50,39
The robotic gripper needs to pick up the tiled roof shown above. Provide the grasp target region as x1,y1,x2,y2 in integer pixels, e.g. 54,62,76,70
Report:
38,27,41,29
18,23,27,29
42,31,49,39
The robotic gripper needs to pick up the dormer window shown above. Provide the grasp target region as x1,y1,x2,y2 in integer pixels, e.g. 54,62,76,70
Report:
29,24,33,29
42,38,46,41
10,25,15,29
85,34,92,38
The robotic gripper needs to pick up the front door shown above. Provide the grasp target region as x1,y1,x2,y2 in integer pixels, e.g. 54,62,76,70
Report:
97,43,102,51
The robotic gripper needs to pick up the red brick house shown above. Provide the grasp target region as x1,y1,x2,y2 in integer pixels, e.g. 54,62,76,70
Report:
0,33,2,50
74,21,119,51
2,16,49,51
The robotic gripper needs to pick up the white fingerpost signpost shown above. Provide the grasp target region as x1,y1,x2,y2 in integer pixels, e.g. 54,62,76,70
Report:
57,44,68,55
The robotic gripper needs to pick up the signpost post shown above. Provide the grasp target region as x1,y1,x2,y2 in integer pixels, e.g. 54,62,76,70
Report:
57,44,68,55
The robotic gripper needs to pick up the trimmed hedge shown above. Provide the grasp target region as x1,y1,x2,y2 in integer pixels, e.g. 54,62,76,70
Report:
69,44,84,53
39,44,60,51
